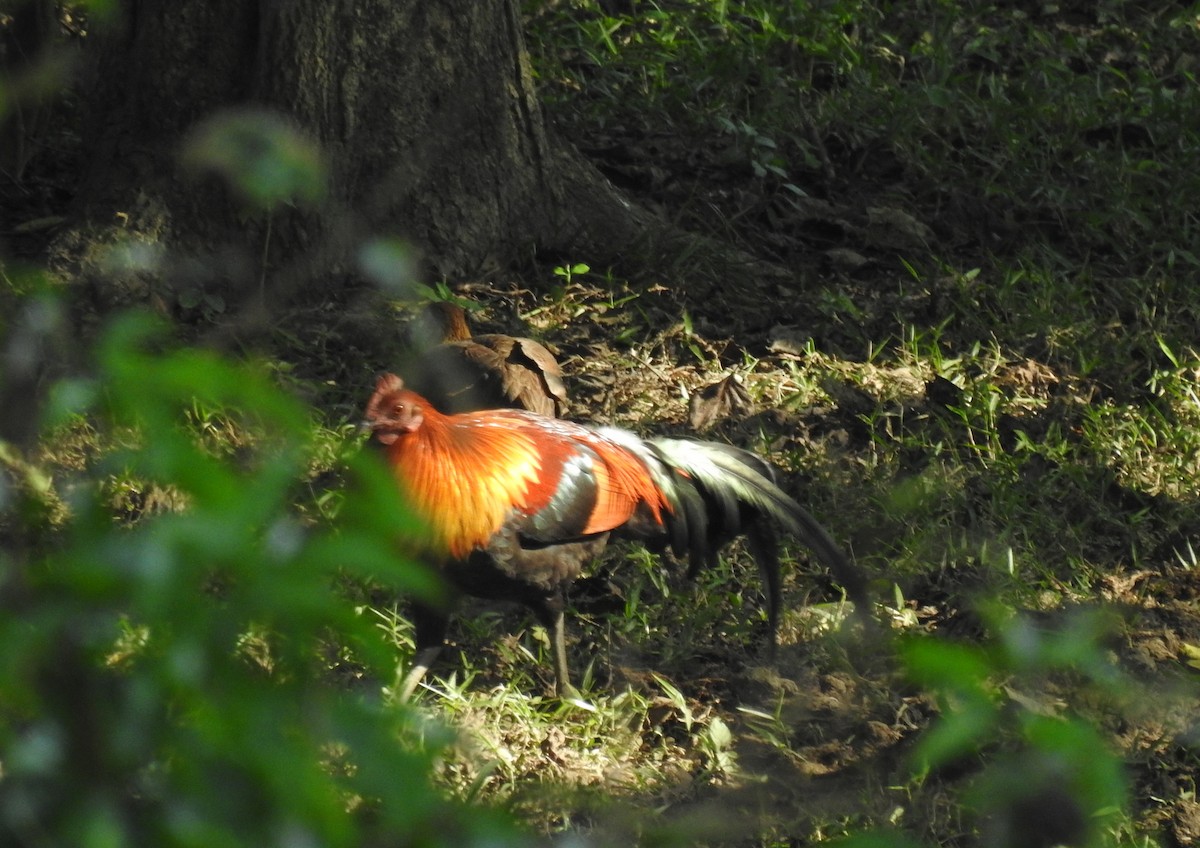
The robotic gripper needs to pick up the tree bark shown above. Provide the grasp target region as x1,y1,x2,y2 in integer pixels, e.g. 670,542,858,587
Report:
63,0,777,320
0,0,58,181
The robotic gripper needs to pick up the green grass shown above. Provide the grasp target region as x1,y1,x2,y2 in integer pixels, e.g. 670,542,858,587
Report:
527,1,1200,349
517,3,1200,843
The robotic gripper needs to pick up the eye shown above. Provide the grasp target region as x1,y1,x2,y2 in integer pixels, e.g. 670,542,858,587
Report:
392,402,405,415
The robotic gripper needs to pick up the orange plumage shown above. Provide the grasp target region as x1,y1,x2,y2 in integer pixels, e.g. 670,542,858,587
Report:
365,374,667,558
362,373,867,698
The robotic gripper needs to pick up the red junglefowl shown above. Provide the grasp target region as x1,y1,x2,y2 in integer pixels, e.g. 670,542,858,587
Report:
403,301,568,416
362,373,869,698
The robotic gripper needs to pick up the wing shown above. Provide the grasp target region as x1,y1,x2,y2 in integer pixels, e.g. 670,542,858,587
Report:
510,419,671,543
472,334,568,416
382,410,670,559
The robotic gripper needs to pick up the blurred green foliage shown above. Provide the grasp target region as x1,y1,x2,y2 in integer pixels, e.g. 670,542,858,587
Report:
0,308,522,847
902,607,1129,848
183,110,328,209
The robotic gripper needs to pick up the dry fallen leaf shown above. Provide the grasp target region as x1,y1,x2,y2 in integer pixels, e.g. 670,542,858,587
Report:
688,373,752,431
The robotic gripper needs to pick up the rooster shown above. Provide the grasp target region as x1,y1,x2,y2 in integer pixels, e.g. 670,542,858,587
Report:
403,301,568,416
362,373,867,698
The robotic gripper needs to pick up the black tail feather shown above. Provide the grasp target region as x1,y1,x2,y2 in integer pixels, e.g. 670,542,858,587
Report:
646,437,870,630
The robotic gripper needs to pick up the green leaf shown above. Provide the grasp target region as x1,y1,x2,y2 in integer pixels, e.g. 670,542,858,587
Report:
707,715,732,750
182,108,327,208
910,692,997,772
358,238,417,293
901,636,994,691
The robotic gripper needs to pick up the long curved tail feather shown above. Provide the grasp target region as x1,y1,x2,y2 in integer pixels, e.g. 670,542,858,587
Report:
646,438,870,630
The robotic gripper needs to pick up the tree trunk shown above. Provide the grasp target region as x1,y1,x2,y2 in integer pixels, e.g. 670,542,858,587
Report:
64,0,774,321
0,0,58,182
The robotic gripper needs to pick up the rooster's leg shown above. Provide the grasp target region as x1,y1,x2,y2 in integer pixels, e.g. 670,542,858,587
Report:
398,604,450,700
744,522,782,659
397,646,441,700
548,607,572,696
531,589,574,697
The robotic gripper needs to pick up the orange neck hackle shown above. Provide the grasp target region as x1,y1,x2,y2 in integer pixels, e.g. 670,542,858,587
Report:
363,372,674,561
365,375,543,558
